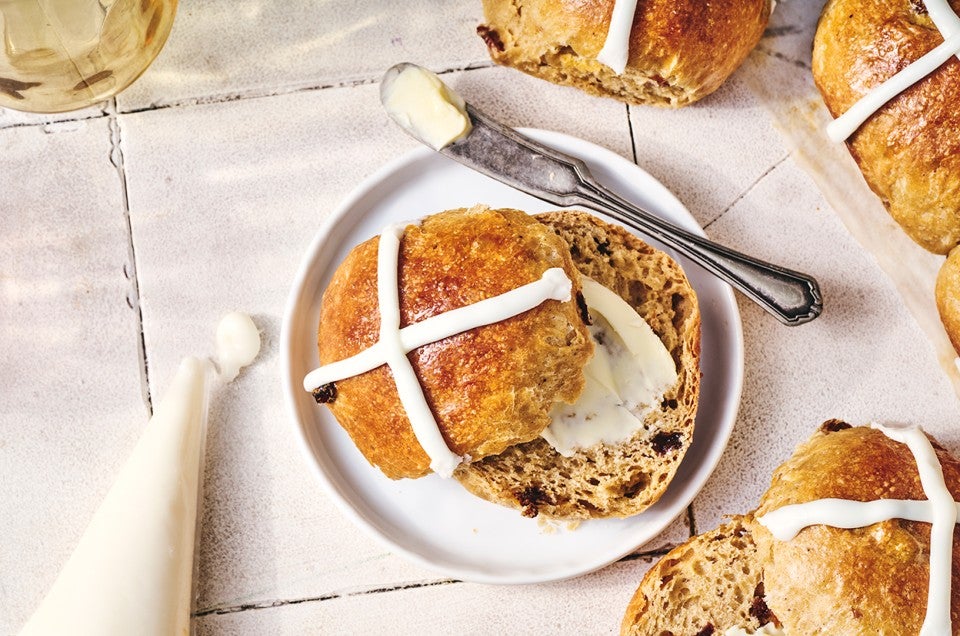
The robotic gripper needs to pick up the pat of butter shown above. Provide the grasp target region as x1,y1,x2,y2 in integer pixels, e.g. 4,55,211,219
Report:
382,65,472,150
542,277,677,456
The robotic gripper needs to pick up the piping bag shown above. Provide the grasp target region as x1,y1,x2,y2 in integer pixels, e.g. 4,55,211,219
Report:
20,312,261,636
20,357,210,636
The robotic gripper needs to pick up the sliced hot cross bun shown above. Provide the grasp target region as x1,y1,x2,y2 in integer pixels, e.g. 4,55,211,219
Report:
622,420,960,635
306,205,701,520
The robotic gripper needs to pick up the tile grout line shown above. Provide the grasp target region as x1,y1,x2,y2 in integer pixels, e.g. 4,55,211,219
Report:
621,546,674,563
107,97,153,415
118,76,381,116
195,534,680,618
761,24,804,39
194,543,678,618
0,61,495,129
705,152,790,230
0,106,110,132
118,60,495,116
194,537,676,618
193,579,460,618
0,62,494,131
755,45,811,71
625,104,638,165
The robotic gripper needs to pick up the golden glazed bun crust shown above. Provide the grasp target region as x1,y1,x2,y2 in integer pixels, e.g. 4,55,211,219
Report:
937,245,960,354
455,212,701,519
754,423,960,635
813,0,960,255
317,206,592,480
478,0,771,107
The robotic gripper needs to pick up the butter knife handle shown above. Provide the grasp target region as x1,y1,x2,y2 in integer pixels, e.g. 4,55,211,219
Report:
435,101,822,324
576,181,823,325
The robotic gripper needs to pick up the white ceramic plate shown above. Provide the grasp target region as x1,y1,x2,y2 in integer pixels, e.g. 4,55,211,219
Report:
281,129,744,584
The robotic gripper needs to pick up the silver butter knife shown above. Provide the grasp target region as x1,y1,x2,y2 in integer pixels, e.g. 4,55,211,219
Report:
381,63,822,326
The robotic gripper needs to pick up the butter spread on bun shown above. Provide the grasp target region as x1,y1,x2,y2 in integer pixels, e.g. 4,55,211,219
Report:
455,211,701,519
542,276,677,457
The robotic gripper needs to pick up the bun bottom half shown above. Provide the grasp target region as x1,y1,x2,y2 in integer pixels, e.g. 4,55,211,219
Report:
454,211,701,520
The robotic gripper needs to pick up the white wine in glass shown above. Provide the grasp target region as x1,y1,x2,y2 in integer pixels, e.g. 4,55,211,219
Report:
0,0,176,113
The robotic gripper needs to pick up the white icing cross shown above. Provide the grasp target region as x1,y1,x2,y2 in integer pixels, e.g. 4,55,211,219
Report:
758,423,958,636
596,0,639,74
828,0,960,141
304,223,573,478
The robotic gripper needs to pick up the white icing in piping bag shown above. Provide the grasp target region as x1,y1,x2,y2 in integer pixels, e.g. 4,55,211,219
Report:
19,358,210,636
19,312,261,636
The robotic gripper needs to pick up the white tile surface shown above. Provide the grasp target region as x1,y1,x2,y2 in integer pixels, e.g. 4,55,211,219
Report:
0,119,148,631
454,66,634,160
627,72,787,227
3,0,960,632
113,63,657,611
119,83,427,609
117,0,490,111
194,558,652,635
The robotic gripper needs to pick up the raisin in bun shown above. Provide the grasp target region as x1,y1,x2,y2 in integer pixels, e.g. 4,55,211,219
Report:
454,212,701,519
477,0,771,107
316,206,593,480
622,421,960,635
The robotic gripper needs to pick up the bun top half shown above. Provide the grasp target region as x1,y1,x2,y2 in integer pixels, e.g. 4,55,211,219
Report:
813,0,960,255
316,206,593,479
754,422,960,634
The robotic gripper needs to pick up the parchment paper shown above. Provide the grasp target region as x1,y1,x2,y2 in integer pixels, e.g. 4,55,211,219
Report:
741,0,960,396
